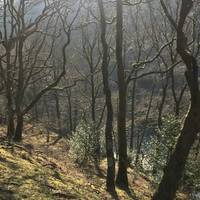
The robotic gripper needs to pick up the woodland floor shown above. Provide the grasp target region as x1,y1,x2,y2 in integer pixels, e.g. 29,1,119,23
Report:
0,125,189,200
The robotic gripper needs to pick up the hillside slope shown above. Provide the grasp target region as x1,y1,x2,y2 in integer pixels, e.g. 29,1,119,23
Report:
0,126,189,200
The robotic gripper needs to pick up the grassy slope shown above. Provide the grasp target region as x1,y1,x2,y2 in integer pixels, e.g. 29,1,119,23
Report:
0,125,189,200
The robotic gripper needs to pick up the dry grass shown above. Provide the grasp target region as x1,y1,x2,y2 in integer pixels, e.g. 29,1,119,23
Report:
0,125,189,200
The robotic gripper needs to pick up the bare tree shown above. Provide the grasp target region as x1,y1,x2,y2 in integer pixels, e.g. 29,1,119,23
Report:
115,0,129,190
0,0,81,141
153,1,200,199
97,0,116,192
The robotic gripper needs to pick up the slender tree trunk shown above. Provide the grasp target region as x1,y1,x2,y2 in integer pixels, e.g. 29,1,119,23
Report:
44,97,50,143
5,45,15,140
158,75,169,128
98,0,115,192
135,84,155,166
33,84,39,121
130,74,137,151
89,71,100,165
90,73,100,164
6,50,15,140
66,89,73,133
91,72,96,122
3,0,15,140
115,0,129,190
73,100,78,132
54,91,62,136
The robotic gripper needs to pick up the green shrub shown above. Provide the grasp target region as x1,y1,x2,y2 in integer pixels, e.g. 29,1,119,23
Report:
127,150,136,167
183,140,200,192
145,115,200,191
69,120,103,165
146,115,181,181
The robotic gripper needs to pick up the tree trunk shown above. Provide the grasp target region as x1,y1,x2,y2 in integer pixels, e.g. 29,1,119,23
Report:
7,109,15,140
14,34,25,142
14,114,24,142
3,2,15,140
130,74,137,151
171,69,187,117
158,75,169,128
98,0,116,192
73,100,78,132
91,72,96,123
154,1,200,199
66,89,73,133
33,84,39,121
6,49,15,140
43,96,50,143
135,84,155,166
54,91,62,136
115,0,129,190
153,103,200,200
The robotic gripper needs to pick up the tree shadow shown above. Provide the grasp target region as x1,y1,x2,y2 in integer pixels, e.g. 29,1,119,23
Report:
126,188,138,200
108,190,120,200
0,186,17,200
116,186,138,200
0,155,20,170
94,162,106,178
78,162,106,180
0,156,7,163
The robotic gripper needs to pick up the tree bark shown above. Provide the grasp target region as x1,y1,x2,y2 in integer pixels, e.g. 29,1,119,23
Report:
115,0,129,190
98,0,116,192
66,89,73,133
54,91,62,136
158,75,169,128
153,104,200,200
6,49,15,139
130,75,137,151
14,114,23,142
7,109,15,140
3,1,15,140
171,69,187,117
153,1,200,199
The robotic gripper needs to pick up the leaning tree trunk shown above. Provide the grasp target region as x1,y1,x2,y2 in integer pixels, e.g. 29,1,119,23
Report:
98,0,116,192
153,103,200,200
153,1,200,199
171,69,187,117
